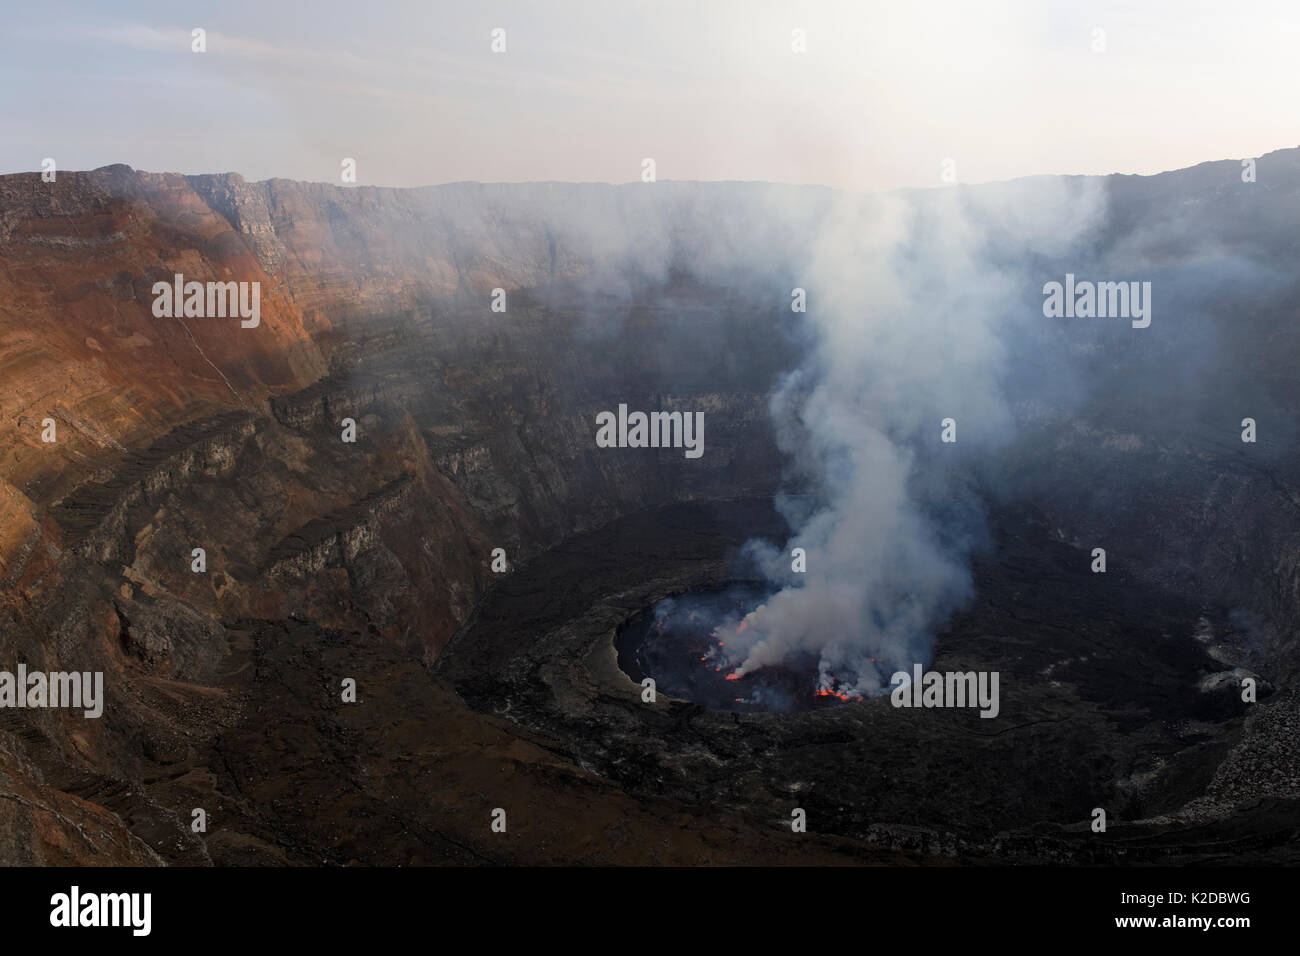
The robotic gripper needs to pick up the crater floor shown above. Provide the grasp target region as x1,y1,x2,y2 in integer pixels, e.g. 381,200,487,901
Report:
438,497,1299,864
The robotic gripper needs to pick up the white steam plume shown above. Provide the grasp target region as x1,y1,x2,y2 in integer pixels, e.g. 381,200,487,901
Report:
726,179,1106,696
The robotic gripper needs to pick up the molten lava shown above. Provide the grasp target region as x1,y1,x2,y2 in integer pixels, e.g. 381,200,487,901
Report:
617,584,858,713
815,687,855,702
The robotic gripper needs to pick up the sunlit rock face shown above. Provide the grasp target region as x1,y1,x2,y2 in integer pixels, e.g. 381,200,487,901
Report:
1,153,1299,864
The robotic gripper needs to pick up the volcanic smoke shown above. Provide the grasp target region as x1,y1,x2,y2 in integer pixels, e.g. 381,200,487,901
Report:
658,179,1108,699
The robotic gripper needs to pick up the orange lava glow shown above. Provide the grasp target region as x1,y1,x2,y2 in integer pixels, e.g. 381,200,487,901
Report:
815,688,854,702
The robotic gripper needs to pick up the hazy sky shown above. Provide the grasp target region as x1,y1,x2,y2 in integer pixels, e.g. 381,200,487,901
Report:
2,0,1297,190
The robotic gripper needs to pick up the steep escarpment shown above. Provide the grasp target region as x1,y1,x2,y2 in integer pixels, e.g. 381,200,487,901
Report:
0,167,806,585
0,167,801,863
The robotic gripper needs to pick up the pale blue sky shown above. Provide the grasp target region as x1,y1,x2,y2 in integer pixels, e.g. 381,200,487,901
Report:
2,0,1297,189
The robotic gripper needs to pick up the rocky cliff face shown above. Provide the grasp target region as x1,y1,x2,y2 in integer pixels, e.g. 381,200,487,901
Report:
0,166,804,863
0,167,796,639
1,156,1297,864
